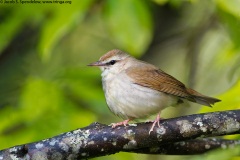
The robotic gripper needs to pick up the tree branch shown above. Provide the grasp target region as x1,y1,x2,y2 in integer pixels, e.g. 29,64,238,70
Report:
128,138,240,155
0,110,240,159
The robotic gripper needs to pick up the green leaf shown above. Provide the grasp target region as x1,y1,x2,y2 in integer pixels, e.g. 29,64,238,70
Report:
103,0,153,57
216,0,240,48
19,77,63,121
59,67,107,114
0,6,33,55
38,0,95,61
216,0,240,18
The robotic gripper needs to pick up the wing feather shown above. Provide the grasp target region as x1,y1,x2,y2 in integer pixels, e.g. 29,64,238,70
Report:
126,65,193,100
124,59,220,107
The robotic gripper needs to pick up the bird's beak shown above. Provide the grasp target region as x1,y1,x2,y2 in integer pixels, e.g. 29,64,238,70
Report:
87,61,105,67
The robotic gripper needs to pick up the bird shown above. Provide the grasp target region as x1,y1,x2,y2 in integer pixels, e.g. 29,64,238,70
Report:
88,49,221,134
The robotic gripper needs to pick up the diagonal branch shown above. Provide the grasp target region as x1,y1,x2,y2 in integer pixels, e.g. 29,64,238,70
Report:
0,110,240,159
129,138,240,155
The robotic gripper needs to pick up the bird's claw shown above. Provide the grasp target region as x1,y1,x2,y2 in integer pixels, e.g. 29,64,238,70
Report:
111,119,130,128
149,114,161,134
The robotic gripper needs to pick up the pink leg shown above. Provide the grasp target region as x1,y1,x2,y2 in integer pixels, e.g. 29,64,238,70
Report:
111,119,131,128
149,113,161,134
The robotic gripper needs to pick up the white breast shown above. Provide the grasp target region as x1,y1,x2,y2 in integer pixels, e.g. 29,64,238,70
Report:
102,71,178,119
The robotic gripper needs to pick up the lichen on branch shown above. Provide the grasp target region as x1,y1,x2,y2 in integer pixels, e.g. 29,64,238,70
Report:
0,110,240,159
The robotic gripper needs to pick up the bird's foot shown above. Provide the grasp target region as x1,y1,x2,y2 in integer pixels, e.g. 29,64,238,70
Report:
149,114,161,134
111,119,131,128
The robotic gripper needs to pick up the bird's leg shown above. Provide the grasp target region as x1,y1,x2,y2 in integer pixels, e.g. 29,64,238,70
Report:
111,119,131,128
149,113,161,134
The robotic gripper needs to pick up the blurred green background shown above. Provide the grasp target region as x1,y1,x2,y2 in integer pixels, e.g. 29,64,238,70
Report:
0,0,240,159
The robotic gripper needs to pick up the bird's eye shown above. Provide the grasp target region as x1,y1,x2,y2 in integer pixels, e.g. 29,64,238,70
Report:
108,60,116,65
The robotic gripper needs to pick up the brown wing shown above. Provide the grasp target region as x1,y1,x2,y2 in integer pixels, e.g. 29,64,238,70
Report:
125,61,221,107
126,65,194,100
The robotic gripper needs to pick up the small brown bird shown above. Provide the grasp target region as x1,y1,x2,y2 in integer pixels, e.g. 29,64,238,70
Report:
88,49,221,134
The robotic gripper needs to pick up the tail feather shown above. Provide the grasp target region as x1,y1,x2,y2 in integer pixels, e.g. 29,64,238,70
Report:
193,96,221,107
187,88,221,107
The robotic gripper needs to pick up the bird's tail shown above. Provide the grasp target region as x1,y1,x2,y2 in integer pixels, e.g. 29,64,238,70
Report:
187,88,221,107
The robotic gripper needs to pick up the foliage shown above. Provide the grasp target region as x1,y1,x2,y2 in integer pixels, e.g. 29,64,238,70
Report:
0,0,240,160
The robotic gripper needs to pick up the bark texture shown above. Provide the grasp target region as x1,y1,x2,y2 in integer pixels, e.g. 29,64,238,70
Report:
0,110,240,159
